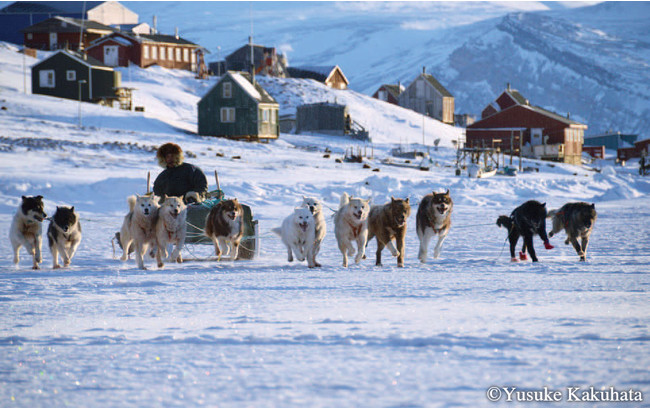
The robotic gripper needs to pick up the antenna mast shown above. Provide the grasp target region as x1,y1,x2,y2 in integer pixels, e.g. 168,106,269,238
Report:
249,2,255,83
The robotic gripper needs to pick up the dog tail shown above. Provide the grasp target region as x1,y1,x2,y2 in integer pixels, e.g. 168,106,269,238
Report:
339,192,350,208
127,195,137,212
496,215,512,230
546,209,559,219
271,227,282,236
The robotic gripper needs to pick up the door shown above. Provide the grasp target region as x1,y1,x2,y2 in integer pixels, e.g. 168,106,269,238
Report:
49,32,57,50
531,128,543,146
104,45,119,66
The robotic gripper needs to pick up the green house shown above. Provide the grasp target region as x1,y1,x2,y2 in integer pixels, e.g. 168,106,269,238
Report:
31,49,120,103
198,71,279,141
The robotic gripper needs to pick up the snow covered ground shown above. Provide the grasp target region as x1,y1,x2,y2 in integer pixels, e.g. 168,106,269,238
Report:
1,43,649,407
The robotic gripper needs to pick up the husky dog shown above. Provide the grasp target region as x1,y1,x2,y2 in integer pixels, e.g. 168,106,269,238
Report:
47,206,82,269
548,202,597,261
119,194,160,269
10,195,47,269
205,199,244,261
367,197,411,267
334,192,371,267
301,196,326,267
272,207,316,268
154,195,187,267
497,200,554,263
416,190,453,263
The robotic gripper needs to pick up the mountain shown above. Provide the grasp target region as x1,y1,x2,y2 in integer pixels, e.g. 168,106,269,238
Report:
121,1,647,135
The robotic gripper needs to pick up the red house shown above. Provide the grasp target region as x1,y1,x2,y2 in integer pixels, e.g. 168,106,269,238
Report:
372,83,404,105
21,16,115,50
467,85,587,165
617,138,650,161
86,31,201,72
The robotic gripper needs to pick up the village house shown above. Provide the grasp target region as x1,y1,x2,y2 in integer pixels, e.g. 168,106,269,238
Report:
0,1,137,45
287,66,349,90
466,84,587,165
85,31,201,72
31,49,121,104
21,16,116,50
209,43,288,78
617,138,650,161
372,83,403,105
198,71,279,141
398,68,454,125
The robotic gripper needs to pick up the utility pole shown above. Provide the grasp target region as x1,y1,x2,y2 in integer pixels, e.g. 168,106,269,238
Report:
78,79,87,128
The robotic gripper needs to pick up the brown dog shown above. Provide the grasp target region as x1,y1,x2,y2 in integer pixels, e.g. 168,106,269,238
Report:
548,202,597,261
367,197,411,267
416,190,453,262
205,199,244,261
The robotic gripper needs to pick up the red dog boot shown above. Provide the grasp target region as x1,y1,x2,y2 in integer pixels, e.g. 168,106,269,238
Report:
519,251,528,261
544,241,554,250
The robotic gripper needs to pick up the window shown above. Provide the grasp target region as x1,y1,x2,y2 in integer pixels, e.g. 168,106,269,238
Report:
151,45,157,60
220,107,235,123
39,70,55,88
160,46,165,60
271,109,276,124
183,48,189,62
378,90,387,101
191,51,196,63
223,82,232,98
175,48,181,61
66,70,76,81
143,45,149,59
262,109,270,123
27,33,33,40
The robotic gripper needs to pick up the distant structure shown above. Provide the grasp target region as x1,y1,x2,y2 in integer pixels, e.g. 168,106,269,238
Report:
295,102,369,140
0,1,137,45
584,131,638,151
21,16,116,50
86,31,202,72
466,84,587,165
287,65,349,90
617,137,649,161
454,113,476,128
198,71,280,141
209,43,288,78
372,83,403,105
398,67,455,125
31,49,121,104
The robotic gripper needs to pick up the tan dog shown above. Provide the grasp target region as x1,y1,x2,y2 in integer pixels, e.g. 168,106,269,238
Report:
416,190,453,262
155,195,187,268
367,197,411,267
205,199,244,261
10,195,47,269
334,192,370,267
119,194,160,269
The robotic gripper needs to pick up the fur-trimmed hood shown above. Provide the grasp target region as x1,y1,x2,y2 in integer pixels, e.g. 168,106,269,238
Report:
157,143,185,168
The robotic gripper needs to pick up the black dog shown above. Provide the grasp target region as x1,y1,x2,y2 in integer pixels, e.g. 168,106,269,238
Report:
497,200,554,262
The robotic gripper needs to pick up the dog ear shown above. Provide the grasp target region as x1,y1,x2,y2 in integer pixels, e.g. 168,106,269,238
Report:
591,203,595,209
21,195,26,200
445,189,450,196
405,198,410,204
391,196,395,202
542,202,546,207
36,195,43,200
71,206,75,212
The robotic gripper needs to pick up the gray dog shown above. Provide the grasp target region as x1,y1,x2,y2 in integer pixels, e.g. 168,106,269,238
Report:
547,202,597,261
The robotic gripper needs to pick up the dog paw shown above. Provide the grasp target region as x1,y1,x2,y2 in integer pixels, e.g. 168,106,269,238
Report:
397,262,404,268
511,257,519,262
53,264,61,269
314,262,322,267
32,264,40,270
157,262,164,268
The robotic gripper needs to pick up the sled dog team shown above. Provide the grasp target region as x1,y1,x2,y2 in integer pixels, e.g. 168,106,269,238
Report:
10,192,598,270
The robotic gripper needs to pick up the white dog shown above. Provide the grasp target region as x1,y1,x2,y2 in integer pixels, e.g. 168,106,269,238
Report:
301,196,326,267
10,195,47,269
273,207,316,268
119,194,159,269
334,192,370,267
155,195,187,268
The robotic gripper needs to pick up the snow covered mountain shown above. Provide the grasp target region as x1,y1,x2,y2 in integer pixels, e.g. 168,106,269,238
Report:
123,1,649,135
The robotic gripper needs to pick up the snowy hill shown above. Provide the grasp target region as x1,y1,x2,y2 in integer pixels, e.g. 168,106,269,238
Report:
121,1,649,135
1,34,650,408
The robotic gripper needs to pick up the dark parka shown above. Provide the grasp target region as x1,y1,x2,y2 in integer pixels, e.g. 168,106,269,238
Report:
153,143,208,199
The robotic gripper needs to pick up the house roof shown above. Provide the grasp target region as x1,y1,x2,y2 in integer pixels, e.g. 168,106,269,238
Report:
137,33,198,46
287,65,349,85
505,88,527,105
469,103,586,129
87,32,199,49
380,84,404,99
421,73,453,98
202,71,277,105
1,1,104,14
34,49,113,70
21,16,116,33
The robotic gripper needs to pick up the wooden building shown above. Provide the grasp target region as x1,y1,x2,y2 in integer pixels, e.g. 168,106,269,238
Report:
86,31,201,71
295,102,369,140
617,138,650,161
0,1,137,45
584,132,638,151
287,66,349,90
372,83,403,105
220,43,288,78
198,71,279,141
21,16,116,50
467,86,587,165
398,68,454,124
31,49,120,103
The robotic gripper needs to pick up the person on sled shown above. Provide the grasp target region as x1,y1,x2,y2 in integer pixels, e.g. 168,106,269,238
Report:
153,142,208,204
